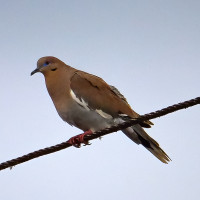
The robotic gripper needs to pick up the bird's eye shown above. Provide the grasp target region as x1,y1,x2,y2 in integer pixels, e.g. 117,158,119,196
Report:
43,61,50,66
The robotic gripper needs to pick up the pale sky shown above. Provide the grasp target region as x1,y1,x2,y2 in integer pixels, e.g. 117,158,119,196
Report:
0,1,200,200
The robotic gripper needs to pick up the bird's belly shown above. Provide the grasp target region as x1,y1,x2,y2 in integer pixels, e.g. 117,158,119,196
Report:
57,104,114,132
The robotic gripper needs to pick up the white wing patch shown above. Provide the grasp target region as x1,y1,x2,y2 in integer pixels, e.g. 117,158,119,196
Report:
118,113,131,120
118,114,128,117
95,109,113,119
70,89,113,119
70,89,90,111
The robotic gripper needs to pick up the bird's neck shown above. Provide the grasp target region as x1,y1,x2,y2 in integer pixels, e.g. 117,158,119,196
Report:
44,67,75,110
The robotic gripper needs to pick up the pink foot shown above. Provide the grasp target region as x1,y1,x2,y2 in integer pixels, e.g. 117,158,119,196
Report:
68,130,93,148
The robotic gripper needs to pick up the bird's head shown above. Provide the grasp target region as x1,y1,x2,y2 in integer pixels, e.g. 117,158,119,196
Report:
31,56,64,76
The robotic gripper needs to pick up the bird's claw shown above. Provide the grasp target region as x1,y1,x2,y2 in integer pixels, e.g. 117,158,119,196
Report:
68,130,93,148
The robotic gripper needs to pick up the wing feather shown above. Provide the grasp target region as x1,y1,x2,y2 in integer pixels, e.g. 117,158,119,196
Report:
70,71,153,128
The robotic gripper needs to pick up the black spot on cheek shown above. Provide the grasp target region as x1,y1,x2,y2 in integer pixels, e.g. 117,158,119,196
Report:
51,68,57,71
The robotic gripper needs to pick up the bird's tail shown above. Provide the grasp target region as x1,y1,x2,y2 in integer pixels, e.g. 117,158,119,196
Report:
122,124,171,164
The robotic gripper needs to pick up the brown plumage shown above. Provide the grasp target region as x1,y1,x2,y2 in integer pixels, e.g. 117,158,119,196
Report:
31,56,171,163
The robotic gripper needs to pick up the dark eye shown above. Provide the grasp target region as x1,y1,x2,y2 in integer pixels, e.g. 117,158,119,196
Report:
43,61,50,66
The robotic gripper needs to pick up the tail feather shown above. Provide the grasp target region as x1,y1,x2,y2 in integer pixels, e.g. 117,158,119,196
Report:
122,124,171,164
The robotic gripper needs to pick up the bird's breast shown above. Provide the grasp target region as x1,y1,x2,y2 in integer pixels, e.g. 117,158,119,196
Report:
57,101,116,132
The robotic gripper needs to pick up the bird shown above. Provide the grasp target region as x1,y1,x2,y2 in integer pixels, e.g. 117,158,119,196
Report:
31,56,171,163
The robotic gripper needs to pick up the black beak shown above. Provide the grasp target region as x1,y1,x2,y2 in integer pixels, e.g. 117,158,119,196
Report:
31,68,40,76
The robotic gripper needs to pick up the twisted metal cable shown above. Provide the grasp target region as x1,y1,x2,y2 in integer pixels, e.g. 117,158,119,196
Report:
0,97,200,171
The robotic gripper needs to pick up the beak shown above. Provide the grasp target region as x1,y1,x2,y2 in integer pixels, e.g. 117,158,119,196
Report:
31,68,40,76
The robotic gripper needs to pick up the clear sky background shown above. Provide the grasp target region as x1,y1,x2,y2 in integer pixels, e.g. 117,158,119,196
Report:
0,0,200,199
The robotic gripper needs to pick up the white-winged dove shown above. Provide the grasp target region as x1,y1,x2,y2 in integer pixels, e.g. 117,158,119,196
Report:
31,56,171,163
